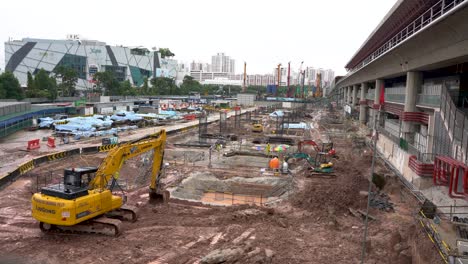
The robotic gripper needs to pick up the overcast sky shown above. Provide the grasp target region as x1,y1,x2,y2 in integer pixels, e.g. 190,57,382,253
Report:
0,0,396,76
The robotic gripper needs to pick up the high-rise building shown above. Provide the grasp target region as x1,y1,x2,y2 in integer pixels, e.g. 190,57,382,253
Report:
211,53,235,73
305,67,334,87
190,61,211,72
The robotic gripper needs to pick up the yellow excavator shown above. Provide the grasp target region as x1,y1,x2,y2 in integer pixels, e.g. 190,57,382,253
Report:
31,130,167,236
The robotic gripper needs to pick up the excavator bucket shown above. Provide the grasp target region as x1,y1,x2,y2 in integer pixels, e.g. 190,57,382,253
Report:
149,190,170,203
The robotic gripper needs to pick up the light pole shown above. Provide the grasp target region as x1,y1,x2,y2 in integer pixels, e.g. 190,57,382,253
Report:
287,62,291,97
242,62,247,92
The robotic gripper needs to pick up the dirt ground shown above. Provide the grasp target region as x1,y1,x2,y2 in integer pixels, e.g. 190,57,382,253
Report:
0,107,443,264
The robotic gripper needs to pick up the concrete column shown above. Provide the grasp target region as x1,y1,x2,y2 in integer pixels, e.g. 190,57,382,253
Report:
338,88,344,105
347,86,351,104
352,84,358,106
374,79,383,105
341,87,348,105
371,79,384,127
402,71,422,138
344,87,348,104
359,82,368,123
426,114,435,155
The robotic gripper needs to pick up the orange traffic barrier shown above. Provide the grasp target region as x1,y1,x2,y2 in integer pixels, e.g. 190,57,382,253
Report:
47,137,56,148
184,114,196,121
27,139,40,150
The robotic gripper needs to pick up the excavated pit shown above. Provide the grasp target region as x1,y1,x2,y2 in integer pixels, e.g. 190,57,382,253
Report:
169,171,292,207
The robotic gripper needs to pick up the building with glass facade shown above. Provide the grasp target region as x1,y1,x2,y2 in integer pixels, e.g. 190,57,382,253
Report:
4,37,166,91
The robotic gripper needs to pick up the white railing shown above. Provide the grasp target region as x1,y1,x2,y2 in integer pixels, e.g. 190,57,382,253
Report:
337,0,466,84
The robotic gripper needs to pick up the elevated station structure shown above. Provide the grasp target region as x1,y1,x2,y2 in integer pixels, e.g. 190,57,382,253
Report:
330,0,468,192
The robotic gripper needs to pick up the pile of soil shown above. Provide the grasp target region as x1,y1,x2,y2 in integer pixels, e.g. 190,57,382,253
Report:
292,153,372,214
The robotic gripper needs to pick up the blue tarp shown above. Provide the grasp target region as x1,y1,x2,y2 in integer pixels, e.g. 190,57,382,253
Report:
38,117,54,128
269,110,284,117
110,111,143,122
158,110,178,116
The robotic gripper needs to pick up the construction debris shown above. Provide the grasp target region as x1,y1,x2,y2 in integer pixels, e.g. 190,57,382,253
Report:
369,191,394,211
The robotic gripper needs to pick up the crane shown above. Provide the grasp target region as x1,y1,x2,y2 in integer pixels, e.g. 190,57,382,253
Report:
31,130,167,236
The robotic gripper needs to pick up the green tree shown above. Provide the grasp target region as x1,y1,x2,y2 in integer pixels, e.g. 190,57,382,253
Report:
150,77,176,95
55,66,78,97
26,72,37,97
141,77,149,95
93,71,120,96
33,69,57,100
0,71,24,100
0,83,6,99
159,48,175,58
119,80,137,96
180,75,202,95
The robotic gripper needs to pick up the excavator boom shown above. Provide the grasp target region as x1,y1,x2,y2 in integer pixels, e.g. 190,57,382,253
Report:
89,130,166,194
31,130,167,236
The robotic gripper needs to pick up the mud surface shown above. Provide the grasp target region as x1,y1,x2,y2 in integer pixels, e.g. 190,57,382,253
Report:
0,107,443,264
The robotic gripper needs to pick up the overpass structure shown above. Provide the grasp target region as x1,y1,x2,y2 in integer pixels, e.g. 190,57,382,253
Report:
330,0,468,183
329,1,468,260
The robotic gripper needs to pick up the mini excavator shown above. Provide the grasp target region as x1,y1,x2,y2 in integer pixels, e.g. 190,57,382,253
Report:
31,130,167,236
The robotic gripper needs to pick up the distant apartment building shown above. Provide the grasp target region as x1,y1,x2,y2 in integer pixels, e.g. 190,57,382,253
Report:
190,61,211,72
4,36,174,90
211,53,235,73
306,67,335,87
190,71,230,82
189,52,236,83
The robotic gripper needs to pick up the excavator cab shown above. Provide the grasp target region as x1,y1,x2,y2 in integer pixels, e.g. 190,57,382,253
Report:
41,167,98,200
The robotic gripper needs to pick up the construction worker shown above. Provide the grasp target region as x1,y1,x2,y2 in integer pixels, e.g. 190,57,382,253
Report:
269,156,280,172
266,143,271,156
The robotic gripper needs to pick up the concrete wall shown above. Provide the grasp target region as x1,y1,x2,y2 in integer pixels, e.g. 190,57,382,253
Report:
237,93,256,106
254,101,281,108
0,102,31,116
93,102,134,114
376,133,432,189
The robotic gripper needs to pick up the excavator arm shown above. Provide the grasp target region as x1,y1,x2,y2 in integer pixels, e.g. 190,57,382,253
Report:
89,130,166,195
298,140,320,153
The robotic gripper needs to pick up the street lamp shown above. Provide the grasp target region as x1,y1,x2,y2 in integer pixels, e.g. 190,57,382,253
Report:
287,61,291,97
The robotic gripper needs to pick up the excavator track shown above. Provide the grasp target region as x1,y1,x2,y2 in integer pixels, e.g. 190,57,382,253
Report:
108,204,139,222
39,217,122,236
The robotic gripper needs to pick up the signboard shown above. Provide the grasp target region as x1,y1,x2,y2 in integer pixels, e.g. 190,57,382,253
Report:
66,34,81,40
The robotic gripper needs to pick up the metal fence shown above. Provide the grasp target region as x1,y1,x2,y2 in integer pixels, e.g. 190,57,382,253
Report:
433,85,468,164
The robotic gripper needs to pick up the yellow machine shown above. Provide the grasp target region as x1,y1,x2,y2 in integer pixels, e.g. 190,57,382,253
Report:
31,130,167,235
252,123,263,132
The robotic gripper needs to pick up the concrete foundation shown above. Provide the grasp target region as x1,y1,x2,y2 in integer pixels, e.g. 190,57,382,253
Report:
169,171,292,206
